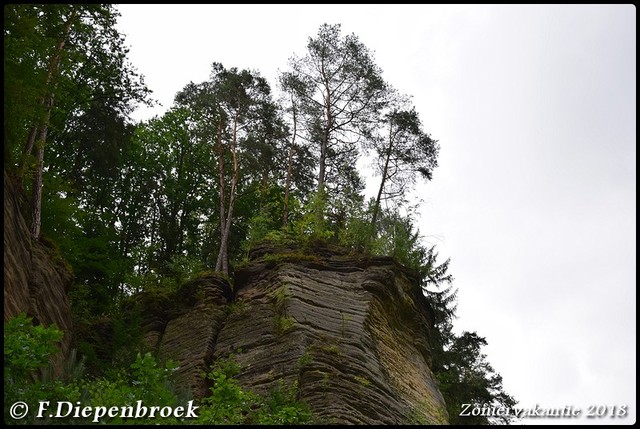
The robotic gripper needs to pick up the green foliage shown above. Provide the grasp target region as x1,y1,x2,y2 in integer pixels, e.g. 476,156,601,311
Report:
298,349,314,367
123,107,216,274
197,356,314,425
368,102,440,232
83,352,181,424
252,380,313,425
406,399,449,425
337,201,517,425
262,251,322,266
434,332,517,425
273,316,296,336
3,15,516,426
291,190,334,245
149,253,206,294
423,250,517,425
353,375,370,388
282,22,387,198
338,202,376,253
3,314,81,425
243,184,292,250
246,210,280,250
271,285,297,336
226,299,249,316
47,348,87,385
166,254,206,288
321,371,331,389
4,314,65,405
4,318,314,425
70,289,148,376
273,285,289,315
304,341,342,360
4,316,184,425
371,208,427,273
319,344,341,355
197,356,252,424
120,253,206,301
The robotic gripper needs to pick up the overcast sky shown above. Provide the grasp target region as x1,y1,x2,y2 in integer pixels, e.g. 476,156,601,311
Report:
115,4,636,424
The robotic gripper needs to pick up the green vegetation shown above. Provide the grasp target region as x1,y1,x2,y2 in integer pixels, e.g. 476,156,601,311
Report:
4,6,516,424
321,371,331,389
197,356,314,425
273,316,296,336
318,344,341,356
263,251,322,266
4,318,314,425
353,375,370,388
305,340,342,358
4,314,70,422
226,299,249,316
298,349,314,367
406,399,449,425
273,285,289,316
272,285,296,336
424,248,518,424
4,314,181,425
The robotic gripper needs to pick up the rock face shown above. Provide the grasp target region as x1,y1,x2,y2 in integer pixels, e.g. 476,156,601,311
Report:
3,174,448,424
139,275,232,399
3,173,74,376
143,243,448,424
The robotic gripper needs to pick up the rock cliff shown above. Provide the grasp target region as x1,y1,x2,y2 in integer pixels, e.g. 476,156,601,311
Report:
3,172,74,376
4,171,448,424
140,243,449,424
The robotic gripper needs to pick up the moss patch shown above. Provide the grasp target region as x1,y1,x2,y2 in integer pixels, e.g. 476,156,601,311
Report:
263,251,323,266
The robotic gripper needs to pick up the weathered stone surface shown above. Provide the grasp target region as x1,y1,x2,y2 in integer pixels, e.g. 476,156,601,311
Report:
4,172,74,376
4,168,447,423
151,275,232,399
142,243,448,424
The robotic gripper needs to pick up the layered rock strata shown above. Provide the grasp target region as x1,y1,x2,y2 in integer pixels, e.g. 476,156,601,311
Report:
4,173,74,376
143,244,448,424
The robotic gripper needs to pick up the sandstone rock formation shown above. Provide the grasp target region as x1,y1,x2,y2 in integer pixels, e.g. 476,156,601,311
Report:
141,243,449,424
4,172,74,376
4,169,448,423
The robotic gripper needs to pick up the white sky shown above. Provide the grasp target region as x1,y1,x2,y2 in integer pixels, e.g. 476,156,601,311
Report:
116,4,636,424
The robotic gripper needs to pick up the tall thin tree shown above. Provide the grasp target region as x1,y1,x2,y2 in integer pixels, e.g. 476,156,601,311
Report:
281,23,388,208
370,105,439,230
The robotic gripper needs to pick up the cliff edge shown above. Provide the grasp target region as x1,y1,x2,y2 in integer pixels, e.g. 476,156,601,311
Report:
3,172,74,376
140,243,448,424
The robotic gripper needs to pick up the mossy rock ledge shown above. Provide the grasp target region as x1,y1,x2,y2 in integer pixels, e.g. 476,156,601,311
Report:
139,243,449,424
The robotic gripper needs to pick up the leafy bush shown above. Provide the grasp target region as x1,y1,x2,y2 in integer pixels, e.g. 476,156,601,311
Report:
197,356,252,424
291,190,334,245
4,315,184,425
82,352,181,424
252,380,313,424
4,313,63,382
4,314,81,424
196,355,315,425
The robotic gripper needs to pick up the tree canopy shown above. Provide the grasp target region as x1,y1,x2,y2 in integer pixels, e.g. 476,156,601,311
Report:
4,8,516,424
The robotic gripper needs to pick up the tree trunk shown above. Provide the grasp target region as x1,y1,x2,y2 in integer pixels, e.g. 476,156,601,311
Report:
216,111,239,275
371,122,395,230
29,11,76,239
30,127,46,239
315,81,332,228
318,84,332,194
283,97,297,227
19,126,38,178
259,155,269,211
215,114,226,272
